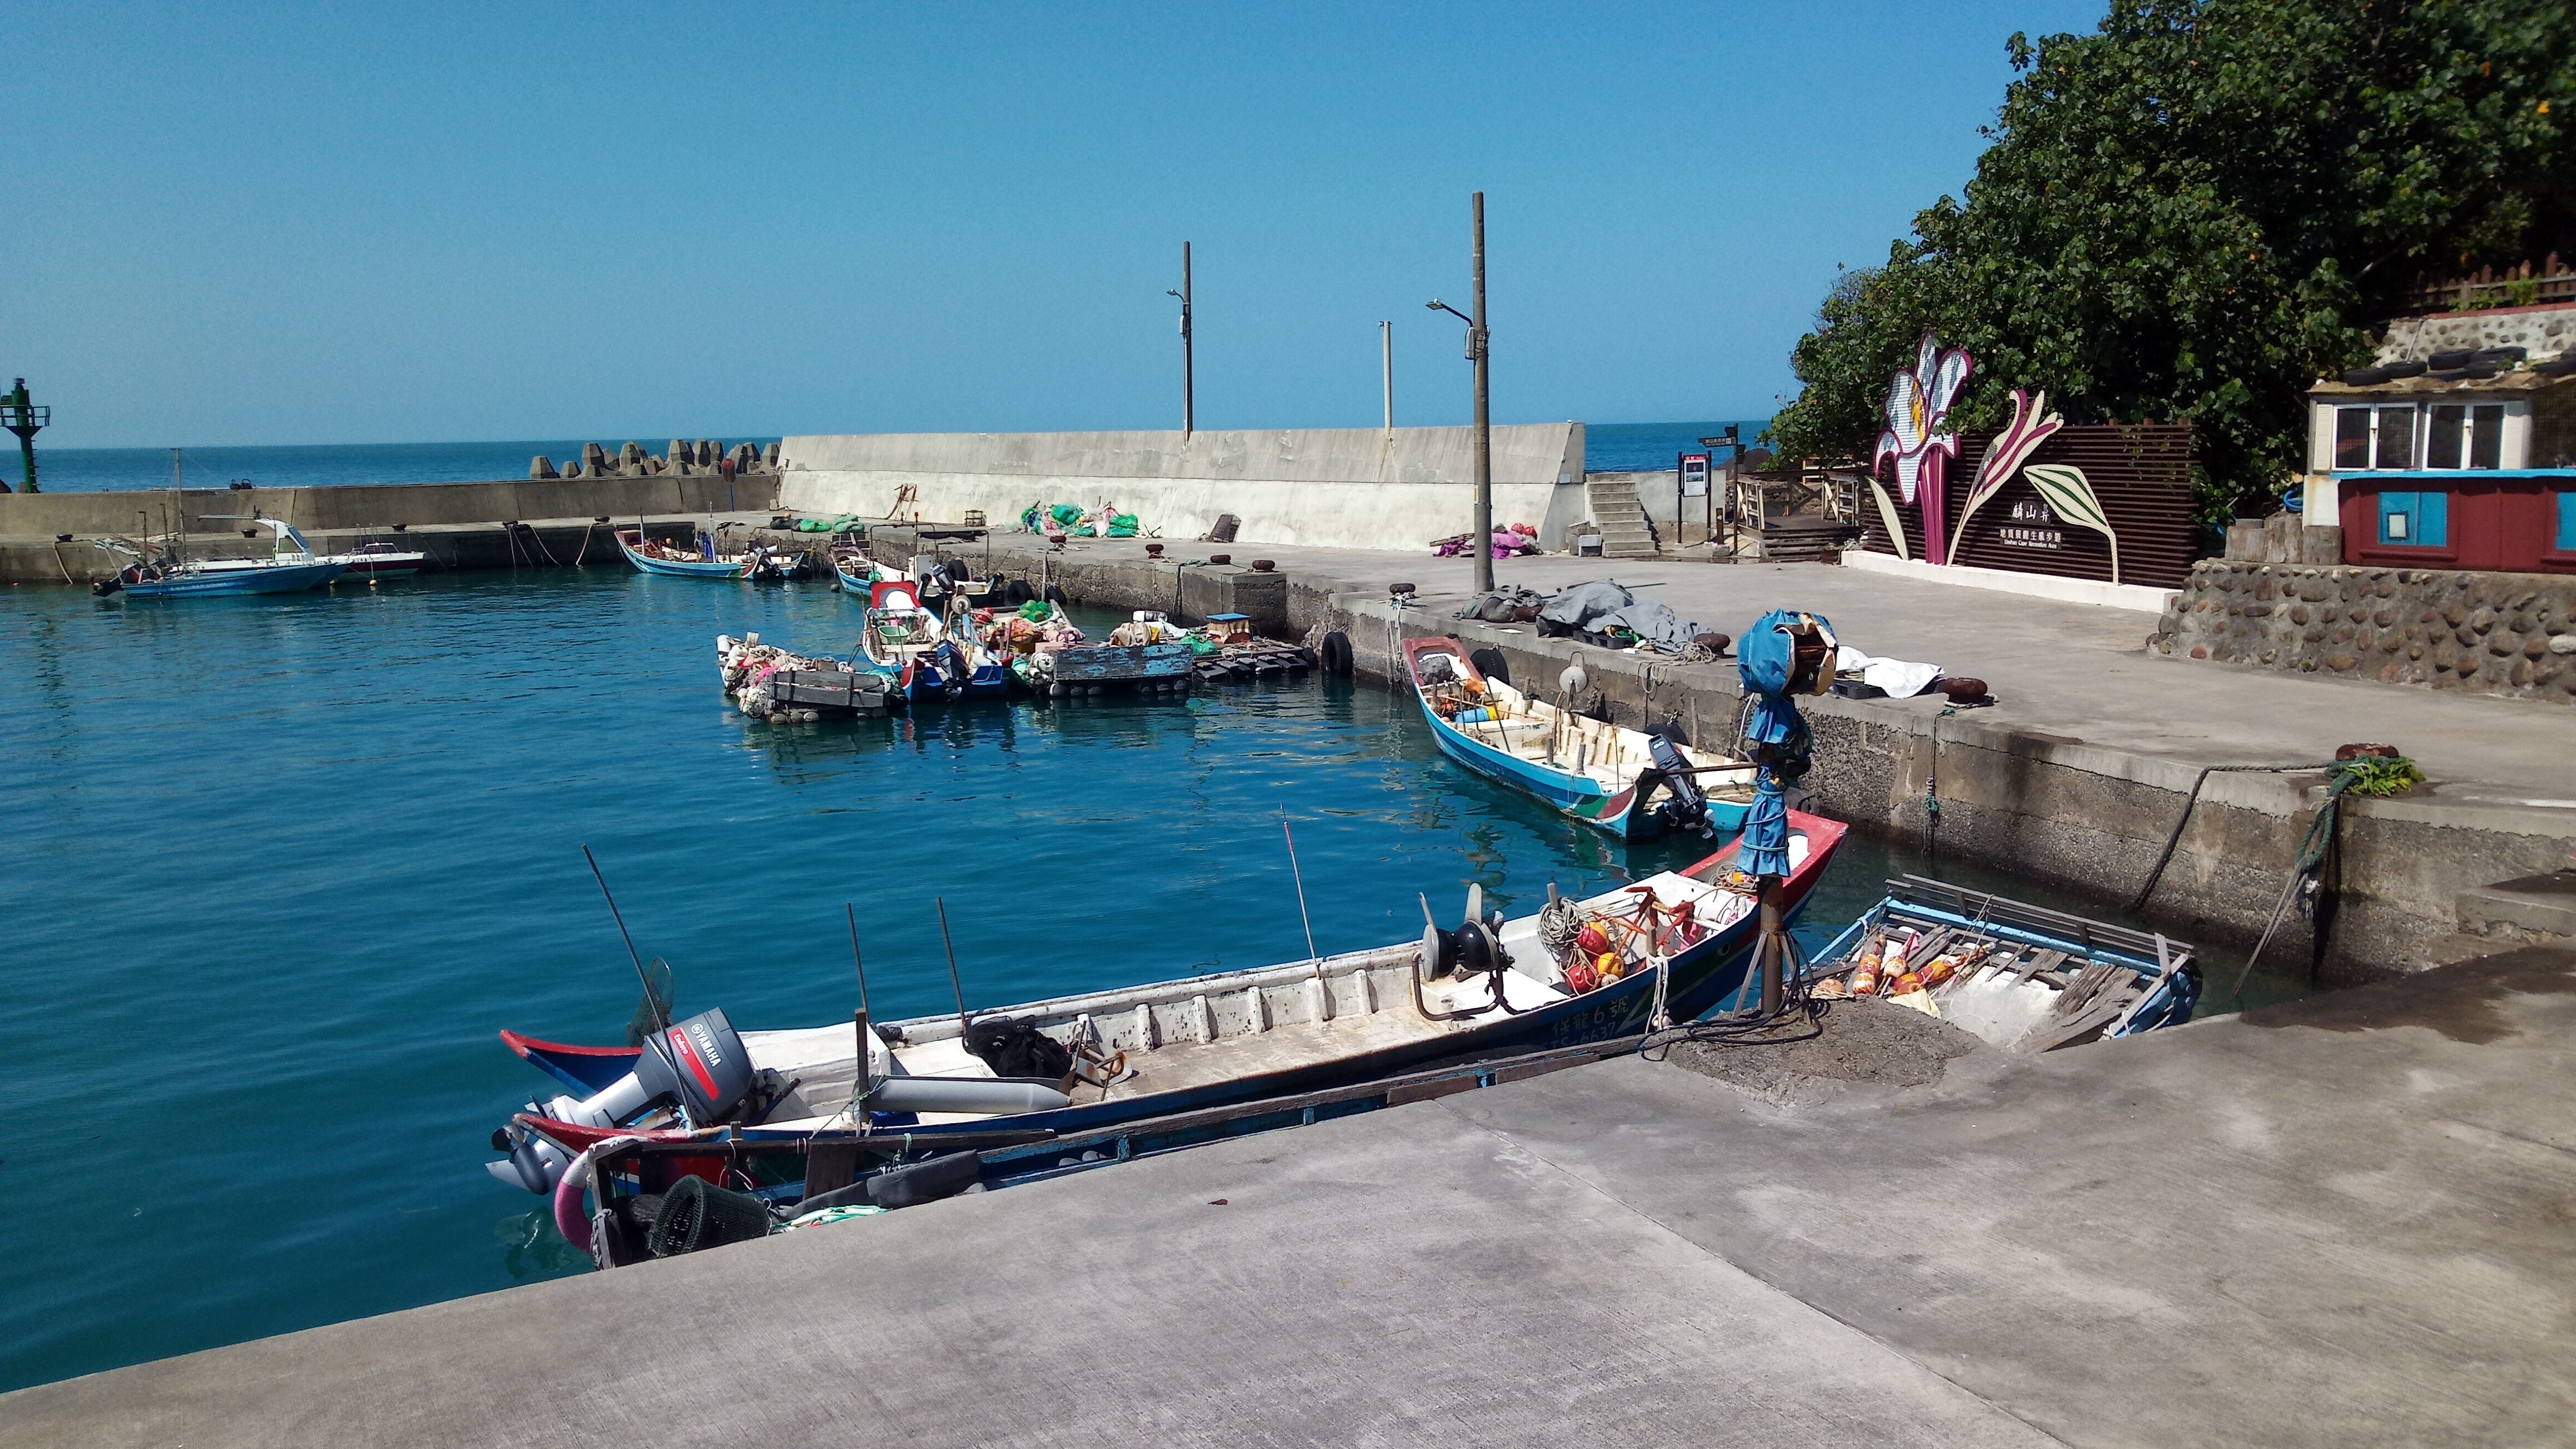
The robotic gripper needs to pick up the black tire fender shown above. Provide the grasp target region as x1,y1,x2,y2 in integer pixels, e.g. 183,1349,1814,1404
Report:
1319,629,1355,678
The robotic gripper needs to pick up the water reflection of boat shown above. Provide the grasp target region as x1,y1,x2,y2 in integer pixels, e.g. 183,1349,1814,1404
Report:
486,813,1845,1268
1403,635,1756,841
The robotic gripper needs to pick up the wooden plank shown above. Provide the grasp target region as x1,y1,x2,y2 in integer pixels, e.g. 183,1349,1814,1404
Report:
1491,1052,1597,1085
1386,1076,1479,1106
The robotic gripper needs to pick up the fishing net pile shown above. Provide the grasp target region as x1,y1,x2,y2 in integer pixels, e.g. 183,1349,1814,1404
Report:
1020,503,1143,539
718,634,846,716
972,600,1089,676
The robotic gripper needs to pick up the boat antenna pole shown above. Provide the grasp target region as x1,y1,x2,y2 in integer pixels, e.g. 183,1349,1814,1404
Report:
847,901,877,1117
1281,806,1320,967
935,896,972,1036
581,844,669,1035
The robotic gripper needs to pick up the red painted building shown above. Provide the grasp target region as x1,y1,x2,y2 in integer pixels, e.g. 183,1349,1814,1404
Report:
2309,363,2576,575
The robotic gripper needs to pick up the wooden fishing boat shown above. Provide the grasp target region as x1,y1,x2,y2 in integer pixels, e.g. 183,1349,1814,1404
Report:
858,578,1008,700
617,527,806,580
486,812,1847,1245
828,544,879,593
92,518,347,598
1404,636,1756,841
1804,874,2202,1048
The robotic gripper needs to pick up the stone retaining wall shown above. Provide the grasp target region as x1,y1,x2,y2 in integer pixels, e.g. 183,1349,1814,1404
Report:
2151,562,2576,703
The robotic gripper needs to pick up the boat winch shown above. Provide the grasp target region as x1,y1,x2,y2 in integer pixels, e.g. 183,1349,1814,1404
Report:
1414,884,1530,1020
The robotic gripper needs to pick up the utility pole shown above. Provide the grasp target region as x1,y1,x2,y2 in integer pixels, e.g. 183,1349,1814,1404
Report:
1425,192,1495,595
1469,192,1492,596
1381,321,1394,437
1168,243,1195,438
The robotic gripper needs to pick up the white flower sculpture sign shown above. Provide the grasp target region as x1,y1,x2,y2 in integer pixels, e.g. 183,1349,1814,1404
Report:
1871,334,1973,564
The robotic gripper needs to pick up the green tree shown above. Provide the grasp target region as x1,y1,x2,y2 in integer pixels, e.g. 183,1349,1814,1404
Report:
1768,0,2575,519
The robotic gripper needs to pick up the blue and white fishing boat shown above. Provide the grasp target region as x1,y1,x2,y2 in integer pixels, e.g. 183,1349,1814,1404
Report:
483,813,1848,1260
616,526,805,581
93,518,347,598
1403,635,1757,840
828,543,879,593
1806,874,2202,1048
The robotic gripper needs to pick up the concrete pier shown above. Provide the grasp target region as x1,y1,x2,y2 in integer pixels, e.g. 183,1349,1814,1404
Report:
0,473,771,584
7,946,2568,1447
865,529,2576,982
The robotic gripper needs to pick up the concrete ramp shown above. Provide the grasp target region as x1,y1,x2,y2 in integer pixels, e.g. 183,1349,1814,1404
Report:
776,424,1586,552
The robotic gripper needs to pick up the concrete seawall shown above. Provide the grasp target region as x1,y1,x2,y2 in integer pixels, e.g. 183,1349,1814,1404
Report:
776,424,1587,552
0,475,772,584
870,528,2576,983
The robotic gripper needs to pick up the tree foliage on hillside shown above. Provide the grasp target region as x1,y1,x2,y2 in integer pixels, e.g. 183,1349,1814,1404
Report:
1768,0,2574,518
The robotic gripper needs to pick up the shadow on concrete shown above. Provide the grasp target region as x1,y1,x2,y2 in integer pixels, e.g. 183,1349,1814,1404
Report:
2239,944,2576,1042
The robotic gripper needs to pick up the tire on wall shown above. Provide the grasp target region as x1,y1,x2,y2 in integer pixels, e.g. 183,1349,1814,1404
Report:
1318,629,1355,678
1469,646,1510,688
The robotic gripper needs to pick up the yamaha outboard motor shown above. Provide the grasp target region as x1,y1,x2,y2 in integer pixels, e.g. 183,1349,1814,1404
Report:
545,1008,760,1131
1645,731,1712,837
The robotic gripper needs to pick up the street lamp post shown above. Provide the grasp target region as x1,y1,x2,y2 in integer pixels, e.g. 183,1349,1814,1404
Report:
1166,242,1194,438
1426,192,1492,595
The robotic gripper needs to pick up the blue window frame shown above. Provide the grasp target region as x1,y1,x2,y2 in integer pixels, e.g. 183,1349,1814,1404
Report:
2558,491,2576,552
2376,490,2449,547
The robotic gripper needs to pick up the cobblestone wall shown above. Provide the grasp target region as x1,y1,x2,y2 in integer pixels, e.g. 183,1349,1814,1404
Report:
2152,562,2576,703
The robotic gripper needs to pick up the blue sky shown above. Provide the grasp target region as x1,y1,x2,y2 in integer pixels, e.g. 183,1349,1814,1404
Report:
3,1,2105,447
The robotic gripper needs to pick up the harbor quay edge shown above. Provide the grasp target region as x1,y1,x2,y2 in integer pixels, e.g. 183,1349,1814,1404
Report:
872,525,2576,986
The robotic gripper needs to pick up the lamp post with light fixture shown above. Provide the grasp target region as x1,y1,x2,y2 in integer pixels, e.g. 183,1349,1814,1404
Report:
1425,192,1491,594
1167,243,1194,438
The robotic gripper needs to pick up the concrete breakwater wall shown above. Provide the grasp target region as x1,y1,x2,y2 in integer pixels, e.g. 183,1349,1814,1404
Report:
876,529,2573,983
776,424,1588,553
0,473,758,538
0,475,765,583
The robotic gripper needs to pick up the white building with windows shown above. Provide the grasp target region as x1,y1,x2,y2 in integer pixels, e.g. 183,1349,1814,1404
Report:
2302,328,2576,573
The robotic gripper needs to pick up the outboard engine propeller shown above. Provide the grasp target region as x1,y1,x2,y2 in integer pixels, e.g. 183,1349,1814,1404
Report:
542,1007,761,1131
486,1119,575,1194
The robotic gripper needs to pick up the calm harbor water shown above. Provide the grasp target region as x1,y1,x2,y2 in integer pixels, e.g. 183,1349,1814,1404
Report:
0,566,2285,1392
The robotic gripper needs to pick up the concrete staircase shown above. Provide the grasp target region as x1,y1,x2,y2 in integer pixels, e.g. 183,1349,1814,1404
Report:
2426,868,2576,965
1584,475,1660,559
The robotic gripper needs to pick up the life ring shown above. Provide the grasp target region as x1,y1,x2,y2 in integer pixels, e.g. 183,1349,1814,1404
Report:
551,1135,643,1256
